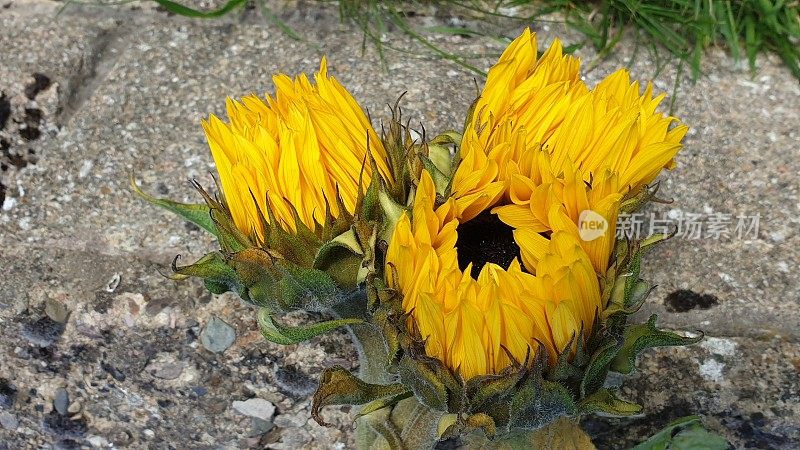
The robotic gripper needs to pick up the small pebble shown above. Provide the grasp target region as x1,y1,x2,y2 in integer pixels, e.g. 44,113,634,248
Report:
45,298,70,323
86,435,110,448
200,316,236,353
148,362,183,380
54,388,69,415
0,411,18,430
232,398,276,422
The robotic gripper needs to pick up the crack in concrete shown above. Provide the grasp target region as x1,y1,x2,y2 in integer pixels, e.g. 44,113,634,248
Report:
58,25,131,126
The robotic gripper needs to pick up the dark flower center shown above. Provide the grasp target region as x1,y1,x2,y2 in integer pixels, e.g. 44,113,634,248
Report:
456,210,521,278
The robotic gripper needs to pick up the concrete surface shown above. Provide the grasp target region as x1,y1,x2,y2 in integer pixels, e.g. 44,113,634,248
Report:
0,0,798,448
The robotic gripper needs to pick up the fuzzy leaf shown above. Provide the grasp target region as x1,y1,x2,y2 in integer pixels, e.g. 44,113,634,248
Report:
312,366,408,426
530,418,596,450
631,416,730,450
130,177,217,236
256,308,362,345
578,388,641,416
611,315,703,374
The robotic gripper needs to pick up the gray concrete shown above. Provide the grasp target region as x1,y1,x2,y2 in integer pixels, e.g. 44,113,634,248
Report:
0,0,798,448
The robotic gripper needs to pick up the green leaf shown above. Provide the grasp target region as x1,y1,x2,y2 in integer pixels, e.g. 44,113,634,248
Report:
311,366,408,426
631,416,730,450
130,177,217,236
256,308,361,345
152,0,246,18
578,388,641,416
611,315,703,374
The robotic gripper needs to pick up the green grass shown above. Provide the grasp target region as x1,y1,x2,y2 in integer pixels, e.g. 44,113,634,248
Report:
332,0,800,80
82,0,800,82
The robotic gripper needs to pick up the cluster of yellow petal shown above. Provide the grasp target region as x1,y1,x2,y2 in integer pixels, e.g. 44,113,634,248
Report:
203,58,392,240
452,28,687,273
387,172,601,380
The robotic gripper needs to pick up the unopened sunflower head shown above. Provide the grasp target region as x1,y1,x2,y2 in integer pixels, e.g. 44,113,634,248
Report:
203,57,394,240
451,28,688,273
134,58,417,314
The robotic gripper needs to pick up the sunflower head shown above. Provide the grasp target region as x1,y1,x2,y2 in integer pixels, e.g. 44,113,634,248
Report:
134,58,418,313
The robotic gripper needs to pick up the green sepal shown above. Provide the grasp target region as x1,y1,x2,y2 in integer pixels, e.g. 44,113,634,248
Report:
577,388,641,416
506,351,576,431
261,201,321,268
620,182,671,213
225,248,343,311
361,182,381,225
508,375,576,431
311,366,409,426
605,279,653,317
378,190,406,241
171,252,240,291
130,176,217,237
579,340,621,397
256,308,361,345
440,413,498,441
396,355,450,412
417,155,451,197
622,252,643,308
427,130,460,180
465,369,524,414
548,331,589,382
355,391,414,419
611,315,703,374
210,207,252,252
314,228,365,290
371,305,403,365
639,232,673,253
631,415,730,450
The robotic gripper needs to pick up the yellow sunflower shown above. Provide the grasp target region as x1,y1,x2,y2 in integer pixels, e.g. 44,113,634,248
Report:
202,58,393,240
386,171,601,380
452,29,688,273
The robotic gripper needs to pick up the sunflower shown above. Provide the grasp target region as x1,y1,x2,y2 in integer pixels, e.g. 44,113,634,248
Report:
386,171,601,380
452,29,688,273
202,58,393,241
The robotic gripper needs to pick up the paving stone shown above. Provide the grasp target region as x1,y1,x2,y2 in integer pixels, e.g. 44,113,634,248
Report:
0,0,798,448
